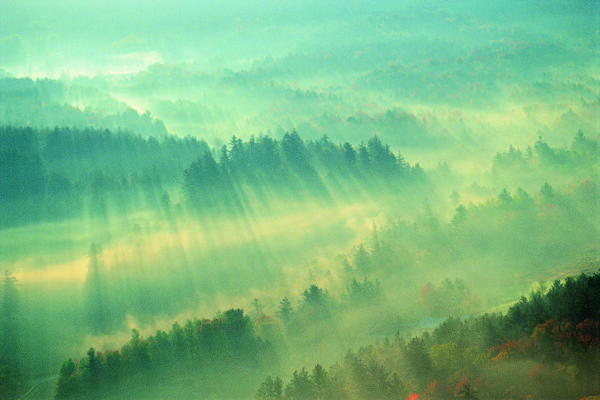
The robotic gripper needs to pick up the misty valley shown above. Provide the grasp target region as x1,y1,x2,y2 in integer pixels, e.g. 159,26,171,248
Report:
0,1,599,399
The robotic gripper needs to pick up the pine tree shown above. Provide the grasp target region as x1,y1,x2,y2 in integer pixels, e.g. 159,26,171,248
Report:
276,297,293,323
0,271,23,399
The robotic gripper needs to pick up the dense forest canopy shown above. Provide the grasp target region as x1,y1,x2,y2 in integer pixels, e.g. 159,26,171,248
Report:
0,1,598,399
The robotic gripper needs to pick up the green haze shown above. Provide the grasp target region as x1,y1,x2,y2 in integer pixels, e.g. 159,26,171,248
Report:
0,1,598,399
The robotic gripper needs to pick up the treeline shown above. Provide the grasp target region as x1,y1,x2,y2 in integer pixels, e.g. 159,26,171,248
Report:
0,125,427,226
356,34,595,108
0,77,168,137
50,271,600,400
0,125,209,226
492,131,599,187
55,309,276,400
268,279,382,339
256,271,600,400
49,276,388,400
335,172,599,312
183,131,426,212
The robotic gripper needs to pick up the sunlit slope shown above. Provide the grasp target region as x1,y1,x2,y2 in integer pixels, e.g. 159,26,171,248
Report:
1,128,597,390
45,177,599,399
0,1,597,398
0,126,436,381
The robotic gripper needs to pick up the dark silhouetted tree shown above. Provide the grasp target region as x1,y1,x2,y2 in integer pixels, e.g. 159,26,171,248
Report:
255,376,283,400
276,297,293,324
0,271,23,399
55,358,79,399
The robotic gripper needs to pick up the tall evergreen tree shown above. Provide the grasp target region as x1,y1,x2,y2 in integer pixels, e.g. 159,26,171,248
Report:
0,271,23,399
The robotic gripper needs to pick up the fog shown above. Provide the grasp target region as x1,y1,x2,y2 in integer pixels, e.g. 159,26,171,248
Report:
0,1,598,399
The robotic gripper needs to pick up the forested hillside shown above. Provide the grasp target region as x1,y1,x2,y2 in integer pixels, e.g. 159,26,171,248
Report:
0,125,427,227
1,0,598,399
2,131,595,399
0,125,207,225
255,272,600,400
48,272,600,399
0,78,167,137
1,122,597,400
